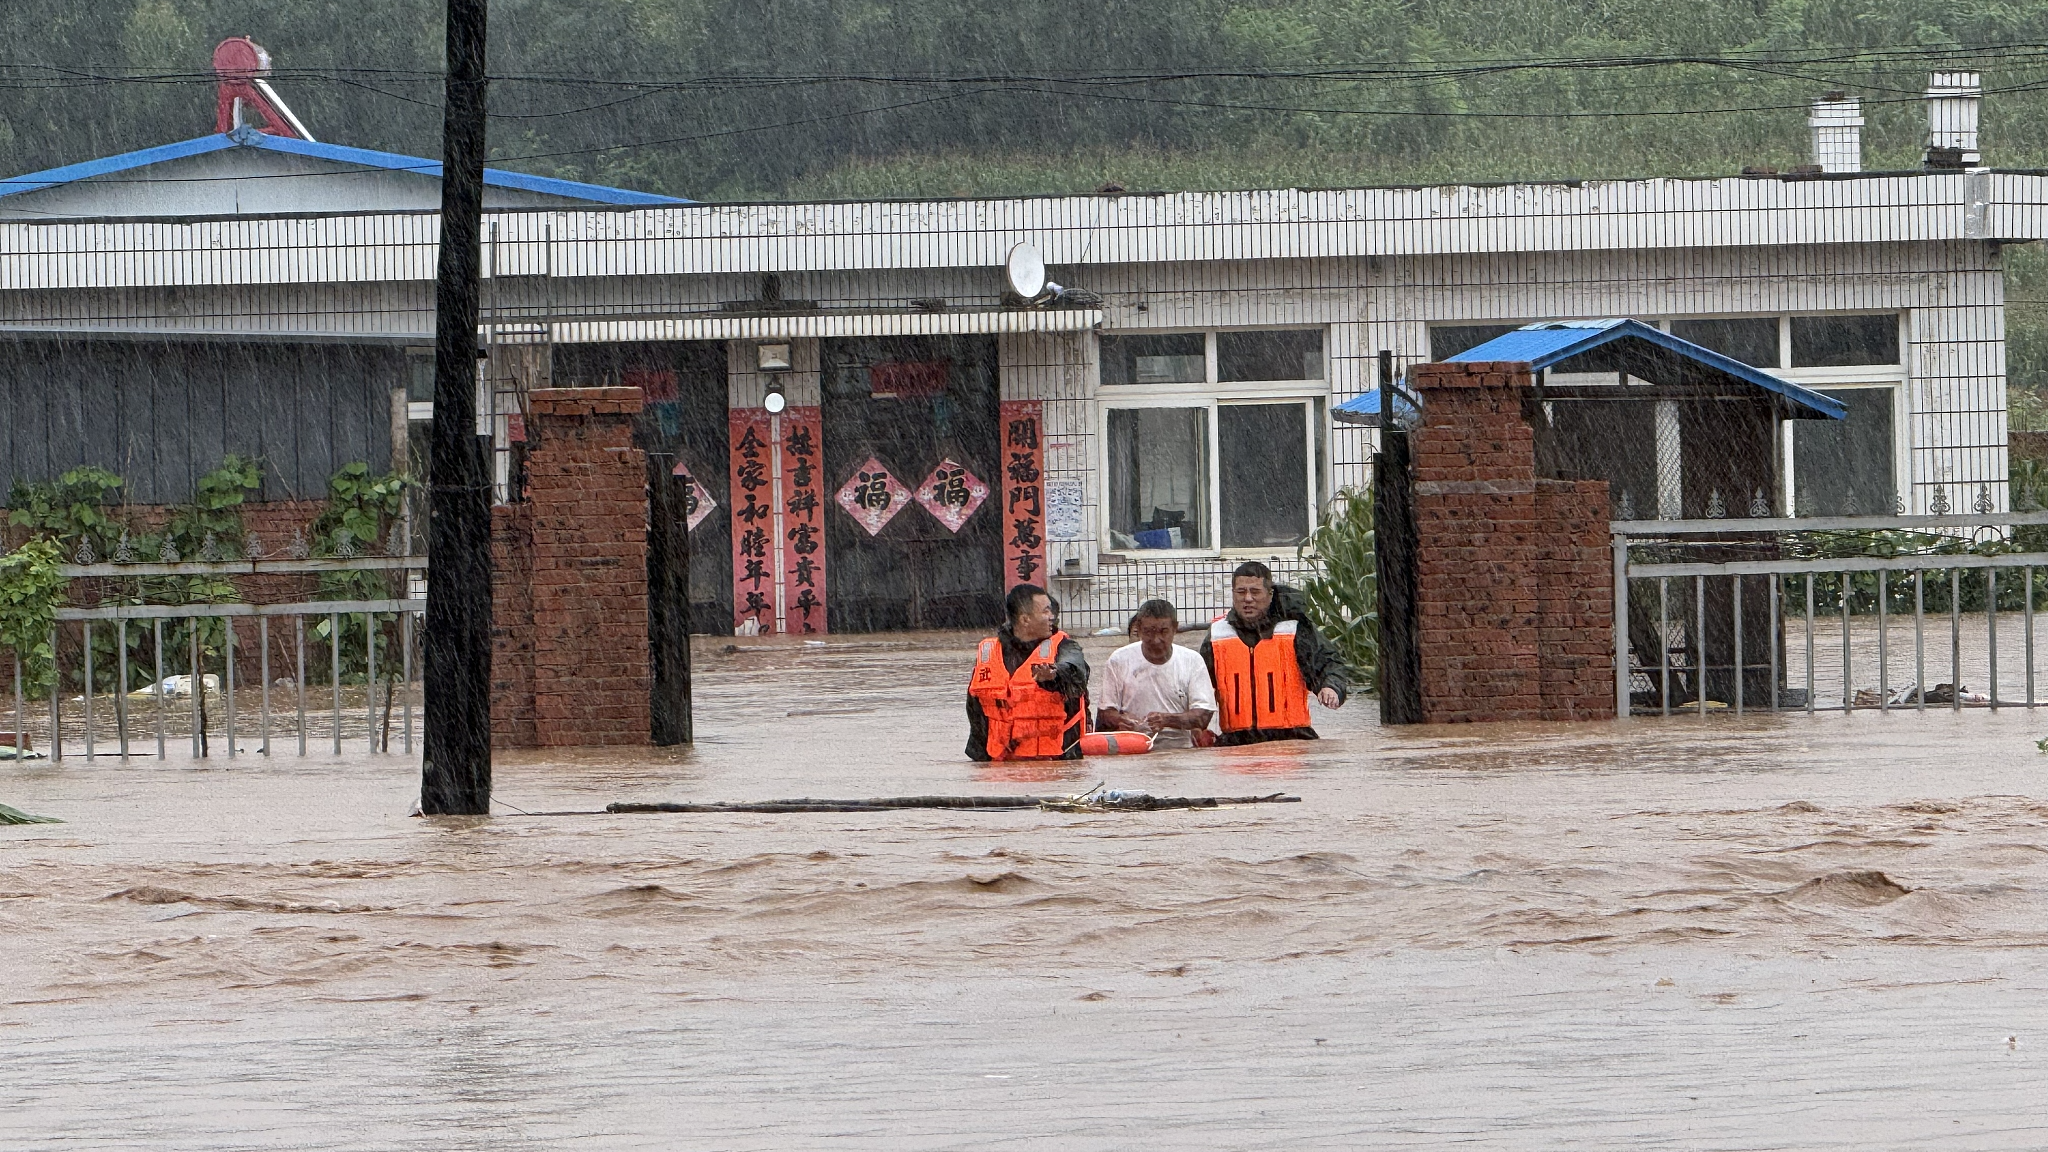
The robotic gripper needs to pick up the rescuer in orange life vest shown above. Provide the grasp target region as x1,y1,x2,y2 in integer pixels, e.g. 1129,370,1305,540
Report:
966,583,1091,761
1199,560,1347,745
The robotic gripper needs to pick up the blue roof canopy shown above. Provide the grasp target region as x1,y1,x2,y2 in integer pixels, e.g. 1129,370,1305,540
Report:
1447,318,1845,419
1331,387,1417,421
0,128,686,206
1336,318,1848,426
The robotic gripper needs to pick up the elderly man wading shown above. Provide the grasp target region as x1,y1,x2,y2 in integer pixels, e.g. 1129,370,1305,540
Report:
966,583,1091,761
1200,560,1346,745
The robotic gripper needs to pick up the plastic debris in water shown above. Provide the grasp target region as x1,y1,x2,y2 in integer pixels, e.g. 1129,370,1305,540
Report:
128,674,220,699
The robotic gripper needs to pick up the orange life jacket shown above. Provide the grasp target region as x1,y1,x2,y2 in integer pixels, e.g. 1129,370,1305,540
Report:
1210,617,1313,732
969,631,1082,760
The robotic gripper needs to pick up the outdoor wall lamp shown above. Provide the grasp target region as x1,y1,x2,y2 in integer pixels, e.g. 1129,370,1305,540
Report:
757,342,792,413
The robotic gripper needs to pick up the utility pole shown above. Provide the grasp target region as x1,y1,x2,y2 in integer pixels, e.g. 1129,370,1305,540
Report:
421,0,493,815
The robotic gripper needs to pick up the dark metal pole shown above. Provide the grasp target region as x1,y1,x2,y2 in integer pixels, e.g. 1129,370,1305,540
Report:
648,455,694,746
1373,348,1424,725
422,0,493,815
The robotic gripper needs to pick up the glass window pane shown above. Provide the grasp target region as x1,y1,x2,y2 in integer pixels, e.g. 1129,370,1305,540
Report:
1793,388,1895,515
1107,407,1209,548
1101,333,1205,386
1217,330,1324,382
1671,317,1780,368
1429,324,1519,361
1791,314,1899,367
1219,403,1309,548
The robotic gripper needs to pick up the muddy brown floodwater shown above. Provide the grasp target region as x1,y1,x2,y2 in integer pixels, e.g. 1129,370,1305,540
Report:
4,630,2048,1149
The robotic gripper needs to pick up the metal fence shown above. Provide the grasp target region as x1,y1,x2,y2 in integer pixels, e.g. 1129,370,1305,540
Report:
1612,511,2048,717
5,556,424,761
1057,555,1317,634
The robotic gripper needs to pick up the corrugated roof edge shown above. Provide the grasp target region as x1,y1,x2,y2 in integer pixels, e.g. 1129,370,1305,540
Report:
0,128,687,206
1445,318,1848,420
553,164,2005,209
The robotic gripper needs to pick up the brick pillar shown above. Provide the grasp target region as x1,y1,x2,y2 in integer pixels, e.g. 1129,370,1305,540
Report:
1409,361,1613,723
490,503,536,748
523,386,651,746
1535,479,1615,720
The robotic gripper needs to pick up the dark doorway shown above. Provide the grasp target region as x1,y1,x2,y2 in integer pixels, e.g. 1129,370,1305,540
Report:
552,341,731,633
821,335,1003,631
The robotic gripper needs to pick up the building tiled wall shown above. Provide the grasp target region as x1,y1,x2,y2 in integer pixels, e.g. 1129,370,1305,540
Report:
9,238,2012,640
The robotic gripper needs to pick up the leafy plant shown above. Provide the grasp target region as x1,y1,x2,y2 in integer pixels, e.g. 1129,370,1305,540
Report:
311,463,414,685
6,466,126,558
311,462,411,560
1297,487,1377,695
0,538,69,695
162,453,262,559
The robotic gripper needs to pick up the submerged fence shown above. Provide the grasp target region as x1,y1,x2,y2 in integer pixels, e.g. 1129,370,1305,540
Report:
1613,511,2048,717
5,555,424,761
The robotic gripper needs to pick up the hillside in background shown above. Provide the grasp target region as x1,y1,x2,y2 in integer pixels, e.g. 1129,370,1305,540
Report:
9,0,2048,407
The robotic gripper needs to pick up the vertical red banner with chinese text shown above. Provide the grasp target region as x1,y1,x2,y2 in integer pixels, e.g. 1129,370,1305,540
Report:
728,409,775,634
999,400,1047,590
778,406,828,634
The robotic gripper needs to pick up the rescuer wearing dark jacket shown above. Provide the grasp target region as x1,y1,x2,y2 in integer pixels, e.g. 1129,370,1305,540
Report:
966,583,1091,761
1199,561,1347,745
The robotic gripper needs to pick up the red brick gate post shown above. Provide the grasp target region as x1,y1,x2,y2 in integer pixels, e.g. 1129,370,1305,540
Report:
1408,361,1615,723
490,386,651,747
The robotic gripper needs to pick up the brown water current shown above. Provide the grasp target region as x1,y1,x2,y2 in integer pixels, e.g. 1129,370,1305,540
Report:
4,631,2048,1148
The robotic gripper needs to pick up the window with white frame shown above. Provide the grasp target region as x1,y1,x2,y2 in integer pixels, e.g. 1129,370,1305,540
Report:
1101,329,1326,553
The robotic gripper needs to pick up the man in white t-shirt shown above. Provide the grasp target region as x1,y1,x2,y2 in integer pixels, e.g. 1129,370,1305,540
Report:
1095,599,1218,748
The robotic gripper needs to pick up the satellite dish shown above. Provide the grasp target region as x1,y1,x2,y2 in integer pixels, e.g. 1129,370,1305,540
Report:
1005,243,1046,300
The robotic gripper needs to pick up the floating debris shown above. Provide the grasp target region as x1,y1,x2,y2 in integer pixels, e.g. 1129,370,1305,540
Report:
600,786,1300,815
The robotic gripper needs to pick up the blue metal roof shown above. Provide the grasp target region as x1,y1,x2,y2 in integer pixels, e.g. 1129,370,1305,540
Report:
1332,388,1416,421
1447,318,1846,419
0,127,686,206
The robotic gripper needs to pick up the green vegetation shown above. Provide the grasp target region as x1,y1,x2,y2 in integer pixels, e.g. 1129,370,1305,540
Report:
12,2,2048,202
0,539,68,695
1,457,411,697
309,462,413,685
6,468,126,562
1297,488,1377,694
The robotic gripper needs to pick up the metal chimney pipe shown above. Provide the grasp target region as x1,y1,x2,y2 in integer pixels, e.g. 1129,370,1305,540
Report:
1808,92,1863,173
1925,71,1982,169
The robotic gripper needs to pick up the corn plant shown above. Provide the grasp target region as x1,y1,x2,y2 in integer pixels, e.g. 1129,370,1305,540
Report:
1297,487,1377,695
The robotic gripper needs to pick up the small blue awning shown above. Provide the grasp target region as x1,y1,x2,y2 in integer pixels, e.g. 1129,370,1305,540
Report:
1332,387,1418,424
1446,318,1846,419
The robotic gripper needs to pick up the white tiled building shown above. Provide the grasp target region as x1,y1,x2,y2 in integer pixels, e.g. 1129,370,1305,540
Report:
2,86,2044,633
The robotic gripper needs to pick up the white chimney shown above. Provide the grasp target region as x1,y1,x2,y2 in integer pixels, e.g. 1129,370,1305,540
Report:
1926,71,1982,168
1808,92,1863,173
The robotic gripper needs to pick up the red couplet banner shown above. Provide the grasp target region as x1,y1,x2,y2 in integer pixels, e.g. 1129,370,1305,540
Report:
728,406,829,636
778,406,827,634
728,409,775,634
999,400,1047,589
